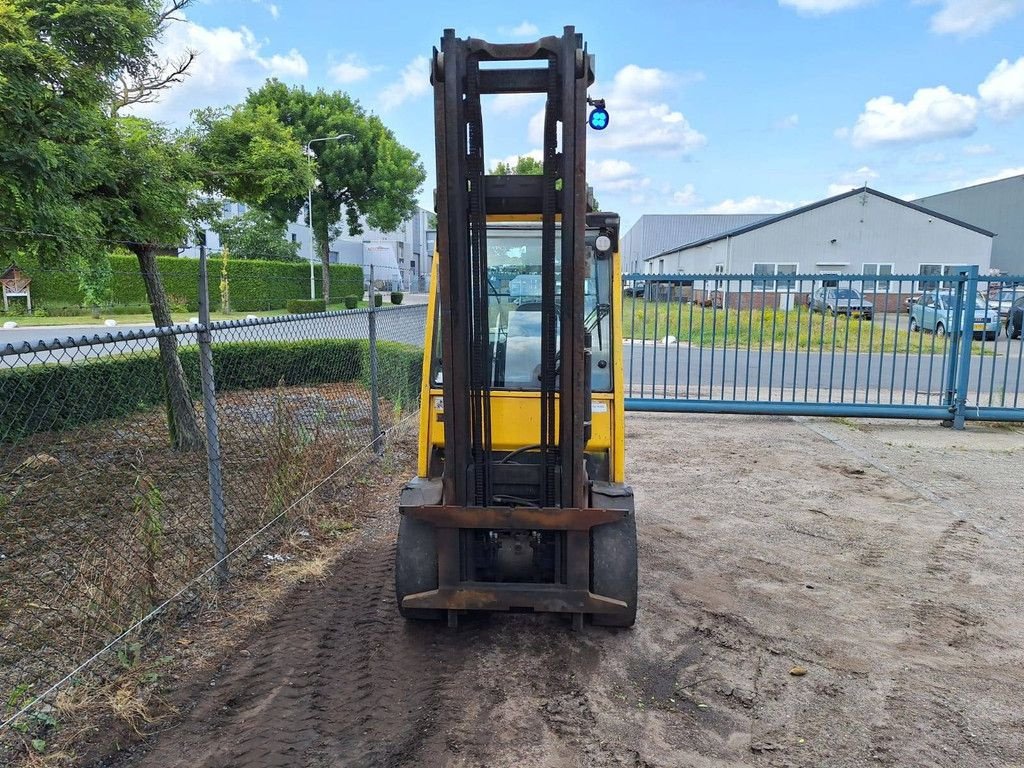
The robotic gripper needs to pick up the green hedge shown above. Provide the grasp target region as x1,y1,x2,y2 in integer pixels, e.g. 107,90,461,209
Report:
1,339,422,442
13,255,363,312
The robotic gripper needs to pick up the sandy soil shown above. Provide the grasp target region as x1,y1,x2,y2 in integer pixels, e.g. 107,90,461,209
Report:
94,413,1024,768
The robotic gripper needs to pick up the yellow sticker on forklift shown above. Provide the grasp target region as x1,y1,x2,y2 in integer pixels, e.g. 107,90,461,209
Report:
592,401,608,413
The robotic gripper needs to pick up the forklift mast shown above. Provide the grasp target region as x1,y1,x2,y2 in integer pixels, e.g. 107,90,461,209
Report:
396,27,636,630
432,26,592,511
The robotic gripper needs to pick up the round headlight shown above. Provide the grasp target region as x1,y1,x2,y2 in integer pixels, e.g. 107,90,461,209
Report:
595,234,612,252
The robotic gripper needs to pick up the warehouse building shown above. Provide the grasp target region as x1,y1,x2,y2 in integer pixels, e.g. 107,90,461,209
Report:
642,187,993,310
915,173,1024,275
621,213,772,274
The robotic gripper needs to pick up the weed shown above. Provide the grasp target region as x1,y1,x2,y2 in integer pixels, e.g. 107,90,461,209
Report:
131,452,164,608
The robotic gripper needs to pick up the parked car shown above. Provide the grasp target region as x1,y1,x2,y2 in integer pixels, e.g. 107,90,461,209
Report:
623,282,645,298
810,287,873,320
1006,296,1024,339
987,289,1024,321
909,291,1000,340
904,295,919,314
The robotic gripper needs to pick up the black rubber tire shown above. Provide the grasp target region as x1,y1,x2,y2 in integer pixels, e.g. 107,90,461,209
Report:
863,314,873,322
591,512,638,628
910,317,919,332
395,515,443,621
936,322,946,338
1011,322,1021,340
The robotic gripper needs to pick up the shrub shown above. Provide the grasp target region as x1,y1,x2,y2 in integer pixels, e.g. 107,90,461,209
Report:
390,291,404,305
15,254,362,313
0,339,423,442
343,295,359,309
373,294,383,308
286,299,327,314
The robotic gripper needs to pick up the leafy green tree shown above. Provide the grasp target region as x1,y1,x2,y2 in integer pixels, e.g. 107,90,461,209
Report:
0,0,157,264
491,156,543,175
239,81,426,300
0,1,312,450
211,209,301,262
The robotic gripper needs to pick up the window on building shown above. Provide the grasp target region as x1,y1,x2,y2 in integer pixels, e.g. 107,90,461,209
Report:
659,259,665,274
776,263,798,289
863,263,894,291
752,262,798,290
918,263,960,290
291,233,297,243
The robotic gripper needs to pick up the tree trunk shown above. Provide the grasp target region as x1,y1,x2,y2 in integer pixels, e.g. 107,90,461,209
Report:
135,247,204,452
320,238,331,303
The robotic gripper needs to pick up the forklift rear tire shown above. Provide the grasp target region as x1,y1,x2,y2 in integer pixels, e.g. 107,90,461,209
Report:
395,515,444,621
590,511,638,628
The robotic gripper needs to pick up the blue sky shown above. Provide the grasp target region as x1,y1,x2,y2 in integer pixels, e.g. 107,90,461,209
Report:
139,0,1024,229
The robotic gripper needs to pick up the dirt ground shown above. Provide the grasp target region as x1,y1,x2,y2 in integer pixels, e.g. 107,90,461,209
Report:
90,413,1024,768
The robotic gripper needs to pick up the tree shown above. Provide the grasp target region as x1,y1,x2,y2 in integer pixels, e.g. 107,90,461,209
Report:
0,1,312,451
211,209,301,262
239,81,426,300
491,156,543,175
89,116,209,449
0,0,157,264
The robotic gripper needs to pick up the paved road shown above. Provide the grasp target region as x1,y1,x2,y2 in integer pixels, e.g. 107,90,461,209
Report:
1,306,428,367
624,336,1024,407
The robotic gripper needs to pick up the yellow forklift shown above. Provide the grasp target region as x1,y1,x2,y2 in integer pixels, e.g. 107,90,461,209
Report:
395,27,637,630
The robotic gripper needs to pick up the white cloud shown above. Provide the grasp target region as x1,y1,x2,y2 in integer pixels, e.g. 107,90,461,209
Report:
923,0,1023,36
827,183,858,196
126,18,308,125
967,166,1024,185
505,21,540,37
701,196,798,214
778,0,874,14
378,56,430,110
265,50,307,78
488,92,544,114
587,158,655,193
964,143,996,154
533,64,706,154
828,166,879,196
251,0,279,19
978,56,1024,119
776,113,800,129
671,185,700,207
489,149,544,171
843,85,978,147
329,54,374,84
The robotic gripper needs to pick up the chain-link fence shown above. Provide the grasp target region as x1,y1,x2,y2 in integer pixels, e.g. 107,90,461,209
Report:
0,272,426,738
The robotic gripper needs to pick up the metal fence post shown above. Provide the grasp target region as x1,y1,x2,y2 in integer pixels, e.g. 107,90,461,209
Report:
942,270,966,425
952,265,979,430
198,252,229,580
368,264,383,455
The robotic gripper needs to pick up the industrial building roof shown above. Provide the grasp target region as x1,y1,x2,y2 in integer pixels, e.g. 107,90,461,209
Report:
647,187,995,261
623,214,772,266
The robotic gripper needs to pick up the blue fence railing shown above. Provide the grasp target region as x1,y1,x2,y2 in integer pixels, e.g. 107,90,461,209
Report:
621,268,1024,427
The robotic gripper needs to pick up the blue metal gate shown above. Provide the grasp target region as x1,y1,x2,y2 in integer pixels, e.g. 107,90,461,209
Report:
622,267,1024,427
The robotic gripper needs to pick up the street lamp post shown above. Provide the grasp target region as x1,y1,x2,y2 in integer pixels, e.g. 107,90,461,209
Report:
305,134,353,300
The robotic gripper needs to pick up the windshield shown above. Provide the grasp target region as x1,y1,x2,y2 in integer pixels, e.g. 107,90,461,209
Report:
432,226,613,392
936,293,989,310
832,289,860,299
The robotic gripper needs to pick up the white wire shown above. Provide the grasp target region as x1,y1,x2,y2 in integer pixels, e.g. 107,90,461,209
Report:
0,409,419,731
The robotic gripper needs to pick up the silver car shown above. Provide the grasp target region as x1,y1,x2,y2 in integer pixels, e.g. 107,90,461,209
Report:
810,287,874,320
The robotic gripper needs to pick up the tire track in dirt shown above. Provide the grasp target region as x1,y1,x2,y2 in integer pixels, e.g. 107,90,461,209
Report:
107,535,470,768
